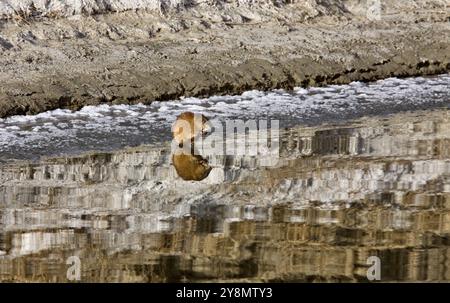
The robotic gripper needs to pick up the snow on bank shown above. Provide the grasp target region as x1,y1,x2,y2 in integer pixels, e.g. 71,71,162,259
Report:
0,74,448,161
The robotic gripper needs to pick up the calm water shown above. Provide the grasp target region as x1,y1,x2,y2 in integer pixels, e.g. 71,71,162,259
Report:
0,75,449,282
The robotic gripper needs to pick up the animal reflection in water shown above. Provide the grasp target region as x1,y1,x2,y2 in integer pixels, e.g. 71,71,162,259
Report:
171,112,212,181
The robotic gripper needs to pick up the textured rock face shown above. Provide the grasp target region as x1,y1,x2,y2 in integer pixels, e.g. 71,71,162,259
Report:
1,109,450,282
0,0,347,19
0,0,176,17
0,0,449,117
0,1,446,20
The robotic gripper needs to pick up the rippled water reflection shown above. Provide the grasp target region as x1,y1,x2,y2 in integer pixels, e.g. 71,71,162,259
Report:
0,107,450,282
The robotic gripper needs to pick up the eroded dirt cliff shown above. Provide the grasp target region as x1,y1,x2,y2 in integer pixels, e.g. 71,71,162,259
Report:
0,0,449,117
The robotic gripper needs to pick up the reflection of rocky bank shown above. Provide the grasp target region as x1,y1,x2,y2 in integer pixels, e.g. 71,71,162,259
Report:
0,108,450,282
0,0,449,117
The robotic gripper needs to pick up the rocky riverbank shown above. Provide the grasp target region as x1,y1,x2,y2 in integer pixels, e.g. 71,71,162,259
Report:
0,0,449,117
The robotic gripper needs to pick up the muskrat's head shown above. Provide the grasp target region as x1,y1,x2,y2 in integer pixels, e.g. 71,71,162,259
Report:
172,112,211,145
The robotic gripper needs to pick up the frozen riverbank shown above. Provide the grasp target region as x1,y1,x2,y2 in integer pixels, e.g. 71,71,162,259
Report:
0,74,448,162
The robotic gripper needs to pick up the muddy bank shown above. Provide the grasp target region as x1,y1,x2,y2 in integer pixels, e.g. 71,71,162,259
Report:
0,0,449,117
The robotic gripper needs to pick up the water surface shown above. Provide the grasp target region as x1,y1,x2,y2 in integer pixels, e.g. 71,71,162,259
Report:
0,75,449,282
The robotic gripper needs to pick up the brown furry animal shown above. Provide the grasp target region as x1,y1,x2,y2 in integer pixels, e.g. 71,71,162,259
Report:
171,112,212,181
172,153,212,181
172,112,211,145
